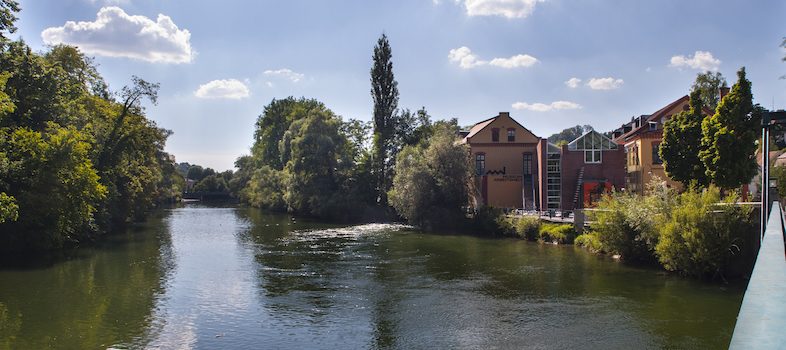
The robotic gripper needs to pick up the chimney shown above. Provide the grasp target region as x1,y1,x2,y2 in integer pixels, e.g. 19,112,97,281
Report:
719,87,730,101
499,112,510,118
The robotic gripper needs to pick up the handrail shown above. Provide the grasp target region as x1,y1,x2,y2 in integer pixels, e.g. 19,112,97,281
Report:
729,201,786,349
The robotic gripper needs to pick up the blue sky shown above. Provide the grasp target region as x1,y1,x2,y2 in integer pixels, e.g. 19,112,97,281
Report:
12,0,786,171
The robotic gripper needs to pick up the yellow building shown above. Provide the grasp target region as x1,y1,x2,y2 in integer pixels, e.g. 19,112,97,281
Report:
612,95,714,194
460,112,548,209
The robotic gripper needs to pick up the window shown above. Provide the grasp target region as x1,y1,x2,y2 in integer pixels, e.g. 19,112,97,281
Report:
652,142,662,164
585,150,601,163
475,154,485,175
522,153,532,175
507,128,515,142
648,121,657,131
491,128,500,142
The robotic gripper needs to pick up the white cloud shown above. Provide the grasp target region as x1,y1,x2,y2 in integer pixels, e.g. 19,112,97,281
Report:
489,54,538,68
41,7,193,64
565,77,582,88
263,68,305,83
512,100,582,112
669,51,721,71
448,46,485,69
586,77,624,90
449,46,538,69
194,79,250,100
464,0,543,19
87,0,130,4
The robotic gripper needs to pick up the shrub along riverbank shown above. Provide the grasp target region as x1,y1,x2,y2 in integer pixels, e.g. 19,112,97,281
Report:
473,180,757,282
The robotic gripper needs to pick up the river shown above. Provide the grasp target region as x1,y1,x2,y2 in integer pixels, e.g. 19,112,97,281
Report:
0,205,745,349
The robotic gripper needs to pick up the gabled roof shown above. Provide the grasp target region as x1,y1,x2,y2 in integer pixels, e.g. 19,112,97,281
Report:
568,130,618,150
461,112,540,143
463,116,497,140
613,95,716,143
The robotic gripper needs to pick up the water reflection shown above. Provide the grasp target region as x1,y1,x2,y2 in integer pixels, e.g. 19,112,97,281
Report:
0,212,174,349
0,206,746,349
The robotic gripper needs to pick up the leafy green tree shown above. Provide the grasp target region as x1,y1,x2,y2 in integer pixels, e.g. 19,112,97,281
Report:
0,0,19,41
229,155,253,199
194,174,228,193
246,165,286,211
282,109,353,219
700,67,759,190
389,124,472,230
185,165,204,181
691,71,727,110
0,41,64,130
0,126,106,251
547,125,593,144
370,34,400,205
0,192,16,223
251,97,326,169
660,90,709,186
155,152,184,203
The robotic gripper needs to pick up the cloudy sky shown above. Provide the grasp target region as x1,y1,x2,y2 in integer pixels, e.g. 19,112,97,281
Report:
13,0,786,170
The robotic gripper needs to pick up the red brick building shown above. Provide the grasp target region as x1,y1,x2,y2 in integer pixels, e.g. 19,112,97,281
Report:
558,130,626,210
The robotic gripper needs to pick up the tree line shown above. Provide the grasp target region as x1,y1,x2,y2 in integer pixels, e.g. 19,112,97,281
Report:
0,2,182,253
231,34,473,228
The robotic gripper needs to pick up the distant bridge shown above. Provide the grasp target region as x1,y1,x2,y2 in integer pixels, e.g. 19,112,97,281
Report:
181,191,234,201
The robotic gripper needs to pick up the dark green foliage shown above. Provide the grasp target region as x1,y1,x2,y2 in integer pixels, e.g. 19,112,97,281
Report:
470,206,512,236
700,68,759,190
370,34,400,205
252,97,327,170
389,125,472,230
660,90,709,186
246,165,286,211
0,126,106,251
0,41,64,130
0,0,18,41
229,155,253,200
186,165,204,181
193,174,228,193
691,71,727,110
588,187,664,263
655,187,753,279
547,125,593,145
0,36,174,252
282,109,353,218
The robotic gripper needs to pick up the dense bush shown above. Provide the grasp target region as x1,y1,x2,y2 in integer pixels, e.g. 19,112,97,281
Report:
574,233,603,253
514,216,540,240
469,206,513,236
588,191,659,263
655,187,753,279
538,223,575,244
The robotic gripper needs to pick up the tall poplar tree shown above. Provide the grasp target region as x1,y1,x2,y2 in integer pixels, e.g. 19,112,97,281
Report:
700,67,758,190
660,90,709,187
370,34,399,205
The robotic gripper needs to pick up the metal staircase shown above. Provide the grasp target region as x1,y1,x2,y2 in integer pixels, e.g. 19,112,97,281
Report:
572,166,585,208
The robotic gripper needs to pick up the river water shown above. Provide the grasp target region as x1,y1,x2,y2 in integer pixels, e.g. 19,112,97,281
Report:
0,205,745,349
